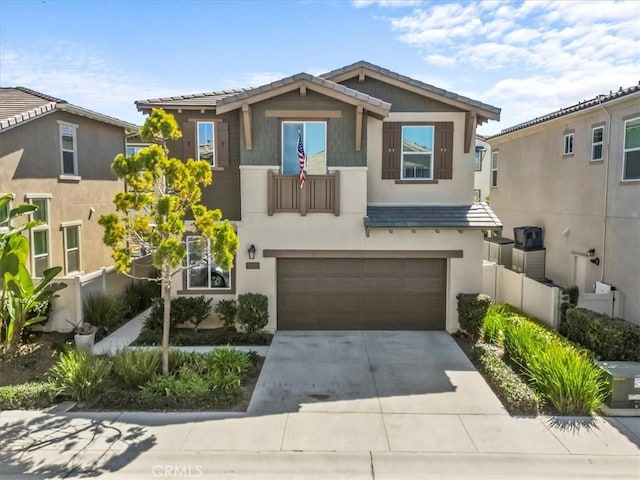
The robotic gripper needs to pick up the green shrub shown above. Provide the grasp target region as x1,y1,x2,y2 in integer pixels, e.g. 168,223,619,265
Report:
482,304,509,345
49,349,111,402
143,299,179,332
564,308,640,361
501,313,606,414
237,294,269,335
143,297,212,332
142,367,210,397
214,299,238,329
82,293,127,333
200,347,251,376
0,382,57,409
123,281,160,318
559,285,580,332
457,293,492,341
471,344,539,414
207,370,242,392
112,349,161,388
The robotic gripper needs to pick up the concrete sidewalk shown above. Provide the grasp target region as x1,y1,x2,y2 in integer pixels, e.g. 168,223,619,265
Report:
1,409,638,478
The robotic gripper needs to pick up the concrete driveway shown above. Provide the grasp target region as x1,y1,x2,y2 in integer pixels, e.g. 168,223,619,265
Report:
248,331,507,415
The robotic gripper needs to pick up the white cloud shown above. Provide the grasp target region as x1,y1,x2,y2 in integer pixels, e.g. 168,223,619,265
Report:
425,54,457,67
353,0,421,8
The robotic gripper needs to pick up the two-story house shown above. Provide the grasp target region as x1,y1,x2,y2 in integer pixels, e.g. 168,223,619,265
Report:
136,61,502,332
0,87,138,278
488,84,640,324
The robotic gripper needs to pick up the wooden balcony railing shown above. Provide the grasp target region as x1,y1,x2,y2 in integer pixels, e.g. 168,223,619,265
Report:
267,170,340,216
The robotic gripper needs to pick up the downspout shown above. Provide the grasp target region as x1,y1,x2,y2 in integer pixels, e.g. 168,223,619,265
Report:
597,97,611,283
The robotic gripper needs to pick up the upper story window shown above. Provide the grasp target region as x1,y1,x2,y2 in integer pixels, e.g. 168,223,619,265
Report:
623,116,640,181
563,132,574,155
401,125,434,180
591,126,604,161
491,151,498,187
27,196,51,276
282,121,326,175
62,222,81,274
474,146,484,171
197,122,215,166
59,122,78,176
185,236,231,290
126,145,146,156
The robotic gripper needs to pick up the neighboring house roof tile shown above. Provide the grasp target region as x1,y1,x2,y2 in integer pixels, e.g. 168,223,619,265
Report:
364,203,502,231
489,82,640,138
321,60,501,120
0,86,138,133
136,89,250,109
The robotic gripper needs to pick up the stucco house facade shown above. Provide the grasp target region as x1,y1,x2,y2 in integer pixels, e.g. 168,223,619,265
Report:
488,84,640,324
136,61,502,332
0,87,138,278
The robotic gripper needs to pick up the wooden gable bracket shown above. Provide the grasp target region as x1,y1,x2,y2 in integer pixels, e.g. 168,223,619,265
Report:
300,86,306,97
355,105,364,151
464,112,476,154
358,68,366,83
242,103,252,151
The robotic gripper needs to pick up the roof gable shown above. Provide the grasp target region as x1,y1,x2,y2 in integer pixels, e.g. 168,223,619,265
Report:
322,61,500,124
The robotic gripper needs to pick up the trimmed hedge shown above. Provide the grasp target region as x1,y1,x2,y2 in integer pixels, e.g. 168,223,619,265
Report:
457,293,492,341
471,344,539,414
0,382,58,410
564,308,640,361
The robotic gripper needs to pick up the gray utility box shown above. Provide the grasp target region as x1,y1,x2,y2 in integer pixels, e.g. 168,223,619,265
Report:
512,247,546,279
596,361,640,409
486,237,514,267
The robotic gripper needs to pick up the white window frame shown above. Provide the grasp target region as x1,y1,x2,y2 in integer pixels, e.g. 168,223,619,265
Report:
197,121,215,166
591,126,604,162
622,116,640,181
26,194,51,276
185,235,231,291
58,121,79,177
126,144,146,156
563,132,574,155
400,125,434,180
491,151,498,187
281,121,327,175
61,221,82,275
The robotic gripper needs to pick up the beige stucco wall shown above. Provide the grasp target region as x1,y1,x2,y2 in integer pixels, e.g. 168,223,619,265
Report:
489,96,640,323
367,112,474,205
236,166,483,333
0,111,126,276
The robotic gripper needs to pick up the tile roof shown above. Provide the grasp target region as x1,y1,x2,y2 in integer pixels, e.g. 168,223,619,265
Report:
322,61,501,119
215,72,391,112
136,89,251,109
490,82,640,138
0,86,138,133
364,203,502,231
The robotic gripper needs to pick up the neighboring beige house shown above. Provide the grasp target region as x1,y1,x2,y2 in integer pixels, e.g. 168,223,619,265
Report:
474,135,492,204
488,84,640,324
0,87,138,278
136,61,502,332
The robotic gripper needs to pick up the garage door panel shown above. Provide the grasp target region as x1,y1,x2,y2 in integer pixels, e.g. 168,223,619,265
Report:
278,258,446,330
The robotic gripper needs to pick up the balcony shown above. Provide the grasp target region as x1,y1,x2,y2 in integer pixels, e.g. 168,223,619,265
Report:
267,170,340,216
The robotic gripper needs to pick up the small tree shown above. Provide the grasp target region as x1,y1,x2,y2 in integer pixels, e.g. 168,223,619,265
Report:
98,109,238,374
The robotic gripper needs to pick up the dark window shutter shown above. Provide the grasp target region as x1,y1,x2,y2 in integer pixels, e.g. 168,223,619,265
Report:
215,122,229,168
382,122,401,179
434,122,453,179
182,121,195,160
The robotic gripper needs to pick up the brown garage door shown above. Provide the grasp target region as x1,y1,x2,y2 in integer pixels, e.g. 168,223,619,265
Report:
277,258,446,330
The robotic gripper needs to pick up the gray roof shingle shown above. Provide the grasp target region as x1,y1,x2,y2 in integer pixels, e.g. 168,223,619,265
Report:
364,203,502,231
136,89,250,110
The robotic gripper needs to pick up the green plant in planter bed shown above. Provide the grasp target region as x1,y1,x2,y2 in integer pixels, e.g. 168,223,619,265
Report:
0,382,58,410
112,349,161,388
457,293,492,342
82,292,127,338
122,280,160,319
49,349,111,402
237,293,269,339
214,299,238,330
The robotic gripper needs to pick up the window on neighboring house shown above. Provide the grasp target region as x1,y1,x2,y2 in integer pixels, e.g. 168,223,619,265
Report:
623,116,640,181
474,189,481,203
563,132,574,155
491,151,498,187
28,197,50,276
474,146,484,171
282,121,327,175
591,126,604,161
59,122,78,175
63,224,81,274
185,236,231,290
401,125,434,179
197,122,215,166
126,145,146,156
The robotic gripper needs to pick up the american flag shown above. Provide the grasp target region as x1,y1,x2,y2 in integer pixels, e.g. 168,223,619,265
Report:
297,130,306,188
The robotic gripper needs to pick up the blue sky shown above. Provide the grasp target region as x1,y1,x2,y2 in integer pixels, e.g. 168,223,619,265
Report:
1,0,638,135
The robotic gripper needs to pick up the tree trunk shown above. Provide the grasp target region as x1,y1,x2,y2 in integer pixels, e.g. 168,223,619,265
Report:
161,261,171,376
